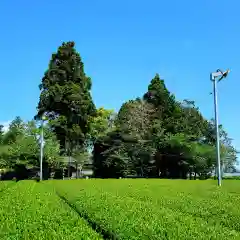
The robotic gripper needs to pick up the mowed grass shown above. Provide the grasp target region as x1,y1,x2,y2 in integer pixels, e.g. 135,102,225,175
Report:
1,179,240,239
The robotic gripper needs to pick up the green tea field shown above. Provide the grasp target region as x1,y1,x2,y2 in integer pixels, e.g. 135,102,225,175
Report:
1,179,240,240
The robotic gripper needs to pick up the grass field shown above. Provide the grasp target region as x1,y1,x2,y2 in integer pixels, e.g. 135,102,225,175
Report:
1,179,240,239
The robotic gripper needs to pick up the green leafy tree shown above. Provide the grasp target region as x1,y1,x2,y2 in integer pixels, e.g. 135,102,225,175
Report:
3,117,25,145
117,98,155,138
88,107,115,145
0,118,61,179
93,73,237,179
143,74,176,123
0,125,4,144
35,41,96,155
202,119,238,173
93,129,139,178
116,99,156,176
71,149,91,178
93,99,157,178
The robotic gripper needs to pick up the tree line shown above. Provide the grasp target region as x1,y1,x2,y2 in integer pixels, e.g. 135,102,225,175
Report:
0,41,237,180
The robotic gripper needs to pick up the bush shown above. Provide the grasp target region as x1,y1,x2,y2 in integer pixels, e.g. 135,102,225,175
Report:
49,179,240,239
0,181,102,239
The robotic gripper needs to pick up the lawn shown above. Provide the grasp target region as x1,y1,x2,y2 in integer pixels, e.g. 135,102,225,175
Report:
1,179,240,239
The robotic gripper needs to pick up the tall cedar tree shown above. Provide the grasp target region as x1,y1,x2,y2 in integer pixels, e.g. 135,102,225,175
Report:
143,74,176,120
36,41,96,152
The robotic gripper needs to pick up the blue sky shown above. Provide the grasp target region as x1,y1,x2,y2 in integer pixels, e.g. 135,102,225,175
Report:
0,1,239,156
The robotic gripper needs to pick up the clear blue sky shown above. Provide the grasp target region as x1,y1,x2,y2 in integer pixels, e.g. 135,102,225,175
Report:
0,1,239,155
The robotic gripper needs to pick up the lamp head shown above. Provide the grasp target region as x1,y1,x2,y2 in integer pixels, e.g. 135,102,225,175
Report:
218,69,230,81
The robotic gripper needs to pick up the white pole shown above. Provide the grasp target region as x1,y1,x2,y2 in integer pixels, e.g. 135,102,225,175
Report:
212,76,221,186
210,69,230,186
40,120,44,181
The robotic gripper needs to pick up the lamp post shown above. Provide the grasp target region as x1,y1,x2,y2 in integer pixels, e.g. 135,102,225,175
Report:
210,69,230,186
40,115,47,181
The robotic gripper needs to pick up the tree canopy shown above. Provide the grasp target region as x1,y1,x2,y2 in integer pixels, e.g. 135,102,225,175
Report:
0,117,61,179
93,74,238,179
0,42,237,180
36,41,96,154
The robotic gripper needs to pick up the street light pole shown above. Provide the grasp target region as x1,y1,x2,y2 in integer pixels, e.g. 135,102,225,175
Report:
210,69,230,186
40,115,47,181
40,119,44,181
212,75,221,186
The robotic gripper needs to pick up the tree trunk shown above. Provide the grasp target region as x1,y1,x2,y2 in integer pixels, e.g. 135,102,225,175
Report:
76,163,78,179
68,152,72,179
194,172,197,180
140,167,144,177
79,165,82,178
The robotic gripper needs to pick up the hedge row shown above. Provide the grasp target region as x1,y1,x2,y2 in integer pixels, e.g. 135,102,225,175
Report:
50,179,240,240
0,181,102,240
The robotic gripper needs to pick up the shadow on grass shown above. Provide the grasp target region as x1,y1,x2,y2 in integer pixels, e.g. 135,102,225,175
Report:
56,192,119,240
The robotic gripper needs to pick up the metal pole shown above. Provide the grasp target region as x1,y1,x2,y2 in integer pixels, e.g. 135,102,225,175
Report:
68,155,71,179
212,76,221,186
40,120,44,181
68,140,71,179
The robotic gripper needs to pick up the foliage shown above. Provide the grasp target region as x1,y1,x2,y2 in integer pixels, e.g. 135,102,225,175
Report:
0,181,102,239
93,130,134,178
93,74,237,178
71,148,91,178
51,179,240,239
116,99,155,138
35,41,96,153
93,100,157,178
0,117,61,178
88,107,115,146
1,42,237,180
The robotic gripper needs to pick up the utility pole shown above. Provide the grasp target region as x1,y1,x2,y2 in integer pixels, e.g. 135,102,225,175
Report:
210,69,230,186
40,115,47,181
40,119,44,181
